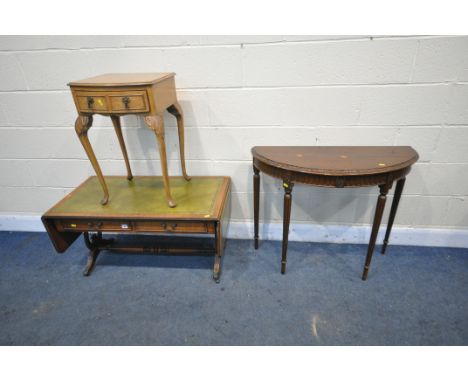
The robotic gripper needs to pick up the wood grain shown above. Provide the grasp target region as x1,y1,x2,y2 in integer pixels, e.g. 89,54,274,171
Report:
68,73,190,207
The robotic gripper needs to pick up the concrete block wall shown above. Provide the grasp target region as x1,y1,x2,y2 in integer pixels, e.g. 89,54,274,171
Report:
0,35,467,235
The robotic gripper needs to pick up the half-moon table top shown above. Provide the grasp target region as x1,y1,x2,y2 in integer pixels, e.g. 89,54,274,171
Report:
252,146,419,176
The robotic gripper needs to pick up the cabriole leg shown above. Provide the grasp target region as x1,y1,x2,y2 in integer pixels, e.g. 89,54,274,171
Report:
111,115,133,181
144,115,176,208
167,102,191,181
75,115,109,205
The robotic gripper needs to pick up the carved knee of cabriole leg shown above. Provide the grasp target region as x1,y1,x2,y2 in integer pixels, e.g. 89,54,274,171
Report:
75,115,93,136
144,115,164,135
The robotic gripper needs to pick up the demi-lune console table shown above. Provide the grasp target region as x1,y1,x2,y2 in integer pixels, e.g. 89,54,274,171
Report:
252,146,419,280
68,73,190,208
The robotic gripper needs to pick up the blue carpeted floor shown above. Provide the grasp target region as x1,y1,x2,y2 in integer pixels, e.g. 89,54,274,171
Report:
0,231,467,345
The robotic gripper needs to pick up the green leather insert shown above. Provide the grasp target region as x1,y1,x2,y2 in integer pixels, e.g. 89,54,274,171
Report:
48,176,225,218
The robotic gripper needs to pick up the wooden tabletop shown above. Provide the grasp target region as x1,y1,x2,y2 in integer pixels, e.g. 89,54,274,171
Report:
252,146,419,176
67,73,175,87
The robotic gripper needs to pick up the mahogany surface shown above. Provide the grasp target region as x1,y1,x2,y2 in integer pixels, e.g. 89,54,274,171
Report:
252,146,419,280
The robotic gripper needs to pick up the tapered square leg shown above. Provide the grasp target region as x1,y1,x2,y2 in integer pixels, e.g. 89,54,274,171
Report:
253,165,260,249
362,184,389,280
382,177,406,254
281,180,294,274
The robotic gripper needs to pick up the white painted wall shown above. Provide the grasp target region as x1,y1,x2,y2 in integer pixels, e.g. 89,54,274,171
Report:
0,35,467,238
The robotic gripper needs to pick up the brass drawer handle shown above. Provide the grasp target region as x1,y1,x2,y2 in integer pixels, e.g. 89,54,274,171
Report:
122,96,131,109
160,223,178,231
87,96,94,109
88,222,103,229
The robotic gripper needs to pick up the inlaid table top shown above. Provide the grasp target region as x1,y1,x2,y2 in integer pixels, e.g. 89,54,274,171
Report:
252,146,419,176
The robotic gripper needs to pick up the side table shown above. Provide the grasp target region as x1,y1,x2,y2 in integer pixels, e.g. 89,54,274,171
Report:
68,73,190,207
252,146,419,280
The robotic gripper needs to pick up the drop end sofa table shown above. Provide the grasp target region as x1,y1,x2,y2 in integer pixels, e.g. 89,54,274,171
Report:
251,146,419,280
42,176,231,282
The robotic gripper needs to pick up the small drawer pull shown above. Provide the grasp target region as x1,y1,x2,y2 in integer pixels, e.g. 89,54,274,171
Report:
88,222,102,228
87,96,94,109
122,96,131,108
171,223,178,230
161,223,167,229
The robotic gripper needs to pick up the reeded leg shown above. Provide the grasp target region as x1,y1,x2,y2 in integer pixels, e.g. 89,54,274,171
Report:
75,115,109,205
110,115,133,181
213,222,224,283
362,184,389,280
167,102,191,181
281,181,294,274
144,115,176,208
382,178,406,254
253,165,260,249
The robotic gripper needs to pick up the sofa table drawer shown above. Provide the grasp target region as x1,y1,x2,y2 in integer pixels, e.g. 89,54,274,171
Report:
57,220,133,232
109,92,149,113
134,221,212,234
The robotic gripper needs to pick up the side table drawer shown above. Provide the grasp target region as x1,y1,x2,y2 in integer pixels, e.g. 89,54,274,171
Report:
76,93,108,112
109,92,149,113
134,221,213,234
74,90,150,114
57,219,133,232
